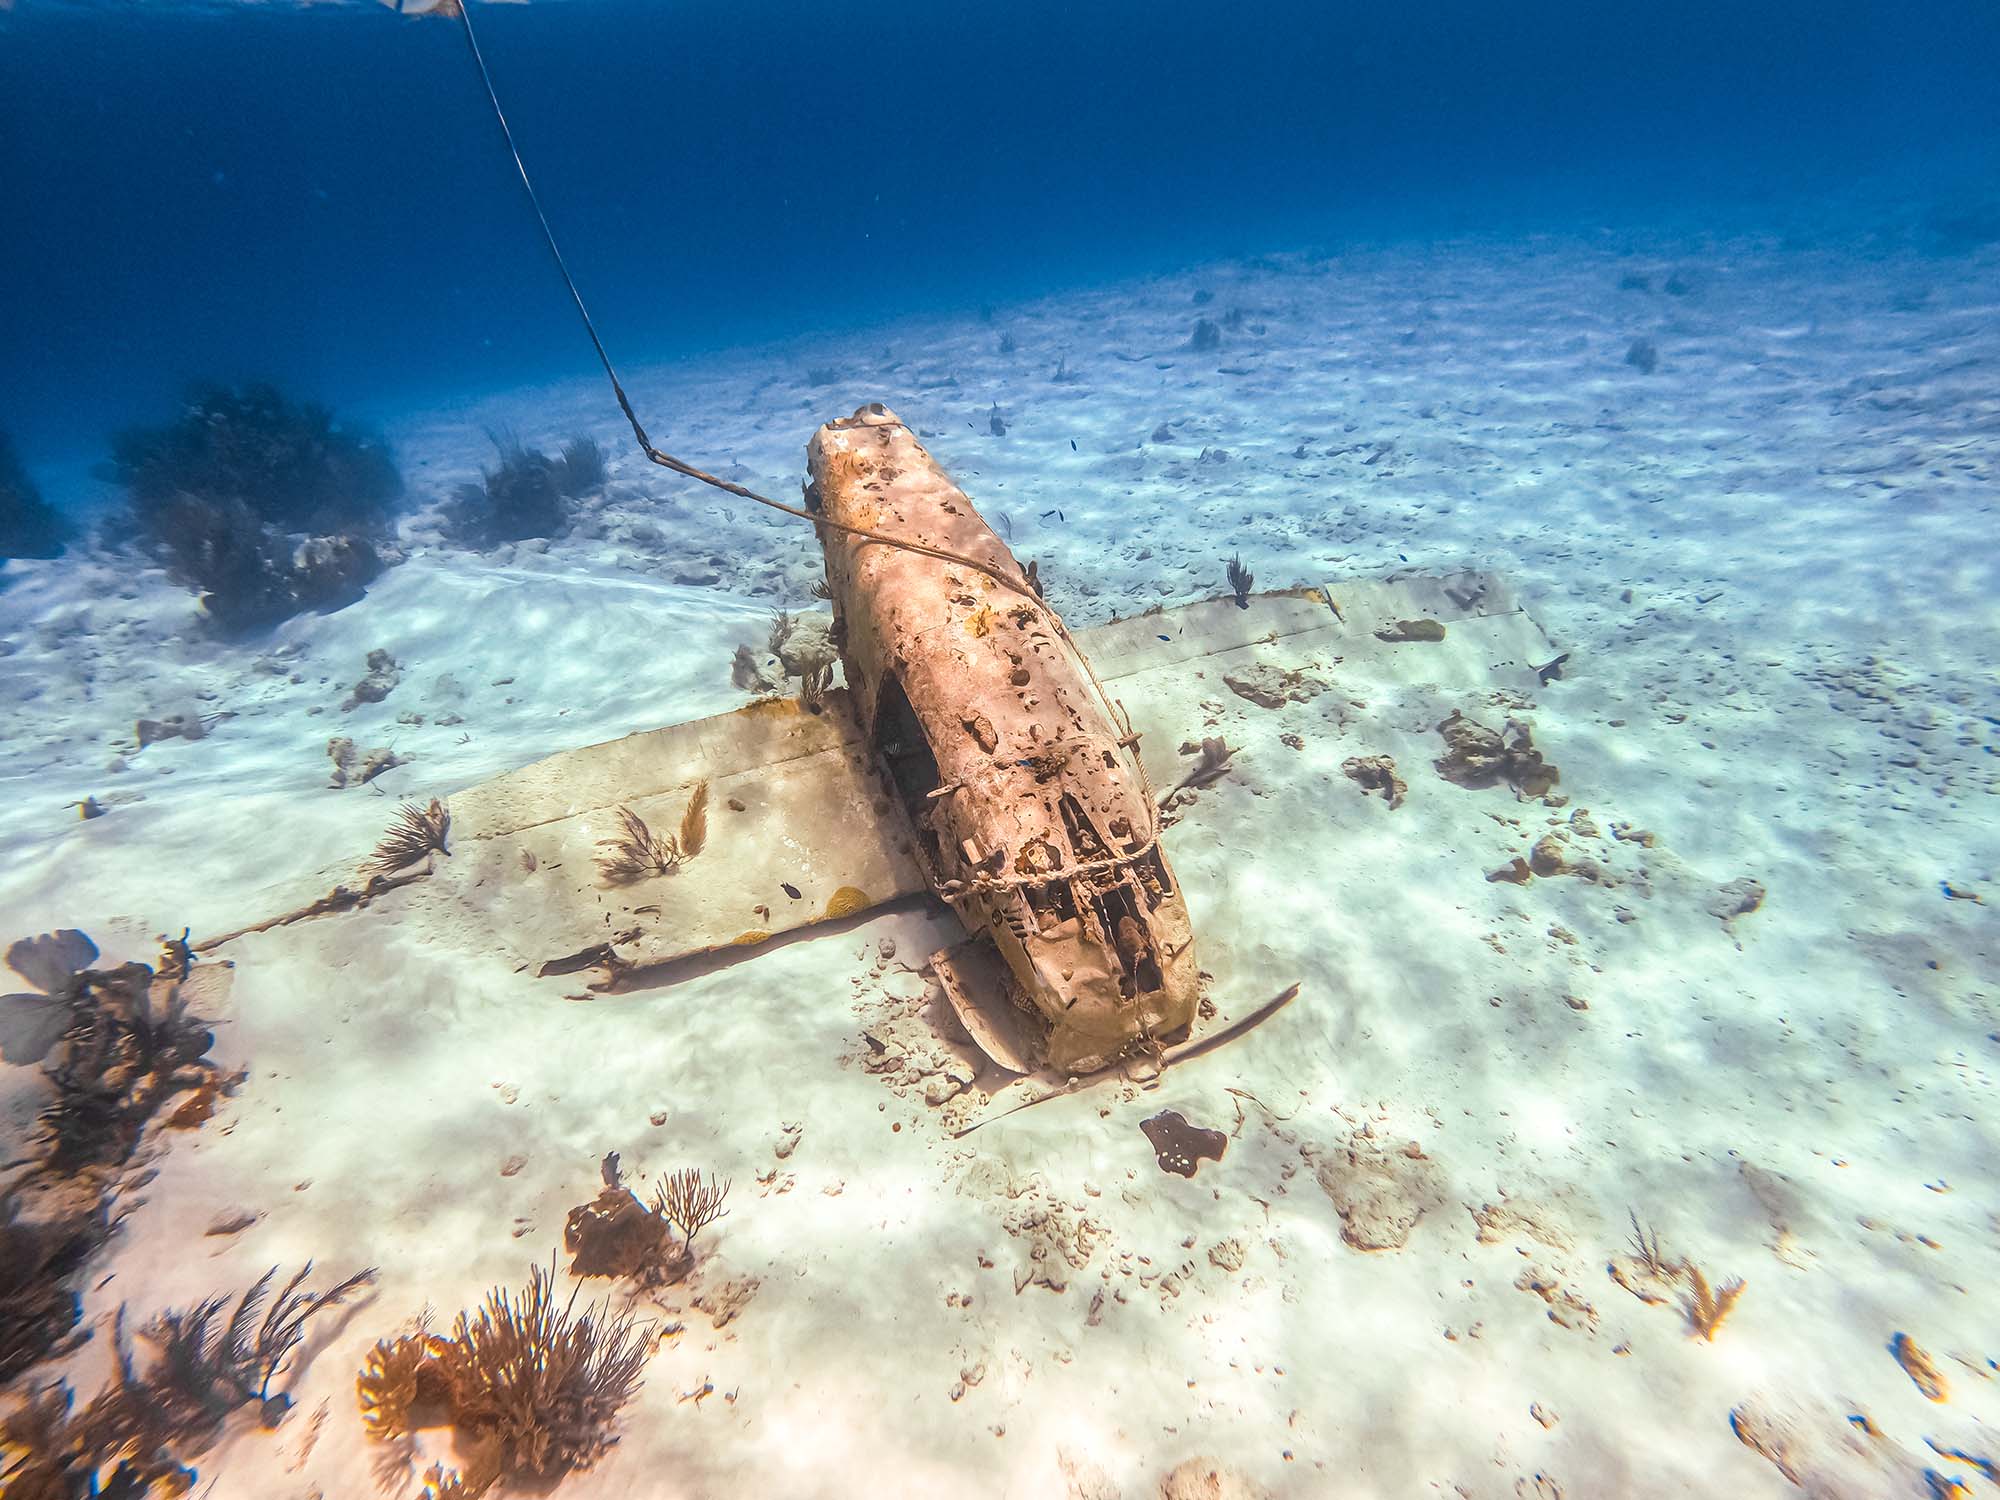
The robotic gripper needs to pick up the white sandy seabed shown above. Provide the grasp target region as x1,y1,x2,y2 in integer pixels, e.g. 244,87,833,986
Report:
1,226,1997,1500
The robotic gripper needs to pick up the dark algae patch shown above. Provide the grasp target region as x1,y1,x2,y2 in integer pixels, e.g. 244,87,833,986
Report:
1141,1110,1226,1177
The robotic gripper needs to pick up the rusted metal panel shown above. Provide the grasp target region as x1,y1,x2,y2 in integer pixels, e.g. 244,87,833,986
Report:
1320,571,1557,694
1076,572,1559,729
1080,580,1558,797
1072,587,1337,681
454,696,852,832
1075,592,1348,792
1324,568,1525,630
808,405,1199,1073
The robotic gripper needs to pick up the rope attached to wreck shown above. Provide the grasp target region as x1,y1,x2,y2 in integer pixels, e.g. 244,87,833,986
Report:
449,0,1163,862
450,2,1039,595
931,828,1165,905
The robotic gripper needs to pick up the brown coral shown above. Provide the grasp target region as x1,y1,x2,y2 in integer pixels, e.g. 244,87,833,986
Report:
594,781,709,883
652,1168,731,1251
0,932,243,1458
0,1264,371,1498
356,1325,454,1439
1683,1262,1747,1341
34,957,224,1174
1224,554,1253,607
1609,1214,1746,1341
1434,710,1560,800
434,1263,650,1480
357,1262,652,1494
563,1188,678,1283
1341,755,1406,808
1890,1332,1948,1401
0,1186,112,1386
363,798,450,877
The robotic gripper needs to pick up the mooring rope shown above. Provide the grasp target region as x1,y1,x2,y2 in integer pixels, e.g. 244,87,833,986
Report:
448,0,1048,599
447,0,1163,849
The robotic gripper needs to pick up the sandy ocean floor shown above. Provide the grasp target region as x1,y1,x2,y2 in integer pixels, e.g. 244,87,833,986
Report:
3,225,1997,1499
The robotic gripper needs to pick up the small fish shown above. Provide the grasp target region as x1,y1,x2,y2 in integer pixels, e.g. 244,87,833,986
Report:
781,882,802,900
1157,634,1171,642
1070,439,1077,451
1040,508,1064,522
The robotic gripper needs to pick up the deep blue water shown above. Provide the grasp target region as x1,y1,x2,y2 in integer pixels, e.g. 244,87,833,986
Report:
3,0,1997,470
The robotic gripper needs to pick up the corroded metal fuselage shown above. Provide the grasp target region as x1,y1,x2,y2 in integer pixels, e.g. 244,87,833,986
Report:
806,404,1198,1073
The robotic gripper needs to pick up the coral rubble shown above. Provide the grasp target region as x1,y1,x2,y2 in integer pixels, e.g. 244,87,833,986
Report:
1433,710,1560,799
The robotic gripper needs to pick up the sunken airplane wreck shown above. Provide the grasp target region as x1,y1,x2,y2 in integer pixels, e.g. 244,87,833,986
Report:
206,404,1562,1080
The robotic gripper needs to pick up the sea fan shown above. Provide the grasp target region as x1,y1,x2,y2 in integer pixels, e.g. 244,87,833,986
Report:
677,781,708,860
364,798,451,877
651,1168,730,1251
1617,1211,1745,1342
139,1262,378,1434
450,428,570,545
1627,1210,1670,1279
251,1264,379,1417
595,782,708,884
557,436,606,496
1225,554,1253,606
595,807,675,883
1682,1264,1747,1342
797,663,832,714
9,1266,374,1493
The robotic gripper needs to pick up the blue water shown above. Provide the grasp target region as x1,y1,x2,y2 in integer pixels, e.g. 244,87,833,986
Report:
4,0,1996,470
6,9,2000,1494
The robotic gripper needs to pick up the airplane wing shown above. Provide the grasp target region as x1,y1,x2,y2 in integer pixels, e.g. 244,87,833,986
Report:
389,570,1552,984
1078,569,1556,793
419,696,928,982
